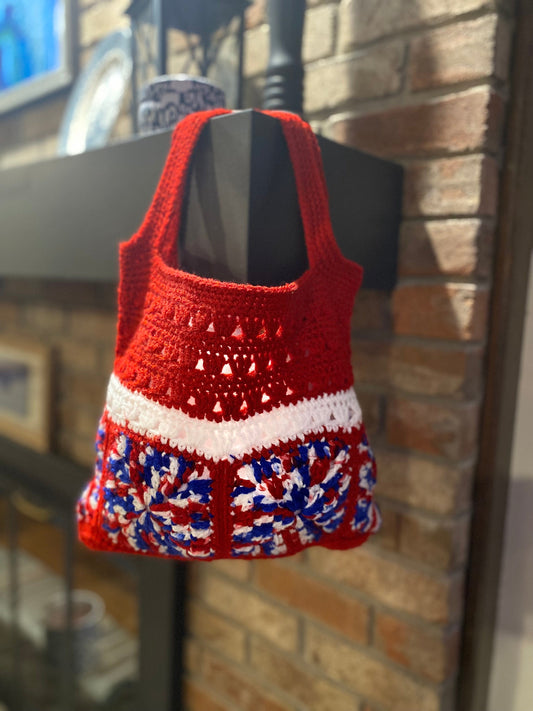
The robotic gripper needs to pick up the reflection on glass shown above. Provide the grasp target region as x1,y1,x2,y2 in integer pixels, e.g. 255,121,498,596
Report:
0,359,29,418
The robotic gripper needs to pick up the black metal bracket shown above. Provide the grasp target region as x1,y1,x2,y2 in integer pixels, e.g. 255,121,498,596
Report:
0,436,183,711
138,559,187,711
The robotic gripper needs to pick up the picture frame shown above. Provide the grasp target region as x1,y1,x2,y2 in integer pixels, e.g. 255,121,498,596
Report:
0,0,76,115
0,337,51,453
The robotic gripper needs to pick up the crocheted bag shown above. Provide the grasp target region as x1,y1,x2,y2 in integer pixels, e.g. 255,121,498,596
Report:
77,108,381,560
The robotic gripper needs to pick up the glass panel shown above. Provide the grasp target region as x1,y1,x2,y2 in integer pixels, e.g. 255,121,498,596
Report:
0,492,140,710
166,16,241,109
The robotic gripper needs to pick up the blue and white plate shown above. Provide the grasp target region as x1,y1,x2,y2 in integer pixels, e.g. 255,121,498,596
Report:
58,28,132,156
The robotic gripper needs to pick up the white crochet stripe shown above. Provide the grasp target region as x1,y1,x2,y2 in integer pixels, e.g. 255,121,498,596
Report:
105,373,363,462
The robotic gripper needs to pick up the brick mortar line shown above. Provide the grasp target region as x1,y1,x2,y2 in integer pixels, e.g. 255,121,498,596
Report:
309,101,506,130
349,329,487,348
354,335,489,352
395,274,492,291
386,147,503,164
247,630,373,708
399,215,497,225
182,668,243,711
305,42,407,70
352,323,489,343
183,667,295,711
355,388,483,413
243,622,252,662
187,587,275,636
247,630,368,710
234,575,377,649
377,441,480,471
356,676,457,711
307,78,507,122
393,275,491,287
398,41,411,96
247,0,514,38
301,572,464,635
0,278,118,292
356,383,485,408
368,536,472,575
296,612,306,657
310,534,467,584
332,4,509,55
367,604,376,646
374,444,478,470
298,616,453,692
396,215,498,226
374,491,473,520
365,535,470,577
184,641,318,711
204,555,465,634
374,497,473,526
186,593,254,639
351,326,487,346
245,558,256,584
342,544,468,585
330,0,340,64
189,580,309,653
352,334,486,353
368,536,470,575
184,631,250,674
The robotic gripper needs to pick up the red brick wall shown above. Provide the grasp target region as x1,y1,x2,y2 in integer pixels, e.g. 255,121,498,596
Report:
0,280,115,465
0,1,516,709
185,2,514,710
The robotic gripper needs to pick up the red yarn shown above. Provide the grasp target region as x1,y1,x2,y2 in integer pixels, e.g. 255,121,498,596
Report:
77,109,380,561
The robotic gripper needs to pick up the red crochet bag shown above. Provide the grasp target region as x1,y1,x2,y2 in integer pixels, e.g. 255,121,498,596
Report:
77,108,381,560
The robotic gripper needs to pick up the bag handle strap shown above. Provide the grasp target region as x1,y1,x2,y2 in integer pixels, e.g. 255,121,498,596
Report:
134,108,230,248
138,109,340,269
270,110,341,266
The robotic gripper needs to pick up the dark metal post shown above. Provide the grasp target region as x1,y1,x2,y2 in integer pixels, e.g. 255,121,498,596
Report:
138,559,187,711
262,0,306,114
7,497,22,710
60,518,76,711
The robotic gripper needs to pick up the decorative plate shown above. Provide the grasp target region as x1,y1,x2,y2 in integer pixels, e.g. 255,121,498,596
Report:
58,28,132,156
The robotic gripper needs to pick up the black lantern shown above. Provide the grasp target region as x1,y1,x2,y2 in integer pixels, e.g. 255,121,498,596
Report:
127,0,251,130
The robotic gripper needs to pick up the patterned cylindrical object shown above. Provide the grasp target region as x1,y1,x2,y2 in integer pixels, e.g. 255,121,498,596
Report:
137,75,226,134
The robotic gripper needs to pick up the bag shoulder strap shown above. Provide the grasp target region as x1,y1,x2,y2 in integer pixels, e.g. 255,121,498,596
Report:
269,110,342,266
116,110,347,355
139,109,341,268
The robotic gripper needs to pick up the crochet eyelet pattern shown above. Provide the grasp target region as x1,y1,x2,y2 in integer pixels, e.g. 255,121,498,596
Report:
77,108,381,560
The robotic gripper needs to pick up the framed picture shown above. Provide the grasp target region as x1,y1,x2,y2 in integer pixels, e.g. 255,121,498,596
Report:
0,337,51,453
0,0,75,114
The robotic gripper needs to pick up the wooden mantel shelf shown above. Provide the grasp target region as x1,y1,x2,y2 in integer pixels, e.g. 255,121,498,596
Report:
0,130,175,282
0,123,402,288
